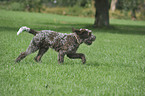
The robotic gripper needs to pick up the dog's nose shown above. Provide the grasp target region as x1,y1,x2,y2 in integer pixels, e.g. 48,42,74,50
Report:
92,35,96,41
94,36,96,40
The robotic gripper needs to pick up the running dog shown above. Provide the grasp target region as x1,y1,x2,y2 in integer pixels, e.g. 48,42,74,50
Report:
15,26,96,64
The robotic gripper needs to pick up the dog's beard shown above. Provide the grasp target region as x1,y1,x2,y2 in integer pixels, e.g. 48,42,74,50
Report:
84,35,96,45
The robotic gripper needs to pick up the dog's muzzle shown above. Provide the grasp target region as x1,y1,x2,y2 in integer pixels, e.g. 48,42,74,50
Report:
84,35,96,45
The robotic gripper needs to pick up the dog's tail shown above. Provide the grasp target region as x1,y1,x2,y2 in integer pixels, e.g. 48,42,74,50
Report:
17,26,39,36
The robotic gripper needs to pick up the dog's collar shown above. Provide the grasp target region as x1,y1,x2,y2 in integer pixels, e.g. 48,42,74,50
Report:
73,33,82,45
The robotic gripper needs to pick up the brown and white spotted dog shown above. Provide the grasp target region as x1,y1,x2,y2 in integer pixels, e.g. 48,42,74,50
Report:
15,26,96,64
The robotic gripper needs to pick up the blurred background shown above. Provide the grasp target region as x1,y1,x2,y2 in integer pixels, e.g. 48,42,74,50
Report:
0,0,145,21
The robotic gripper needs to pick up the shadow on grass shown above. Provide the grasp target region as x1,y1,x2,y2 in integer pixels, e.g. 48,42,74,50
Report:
1,22,145,36
40,22,145,35
86,62,100,66
85,24,145,35
0,26,17,32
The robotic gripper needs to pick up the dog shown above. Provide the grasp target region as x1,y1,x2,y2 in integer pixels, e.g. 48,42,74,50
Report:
15,26,96,64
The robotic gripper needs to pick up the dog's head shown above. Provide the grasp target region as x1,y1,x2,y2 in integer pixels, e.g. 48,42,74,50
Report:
72,28,96,45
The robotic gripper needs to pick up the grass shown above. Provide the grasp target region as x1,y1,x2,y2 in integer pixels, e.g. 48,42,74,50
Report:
0,10,145,96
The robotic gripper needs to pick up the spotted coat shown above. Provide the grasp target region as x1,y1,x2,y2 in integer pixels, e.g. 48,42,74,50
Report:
15,27,96,64
32,30,80,54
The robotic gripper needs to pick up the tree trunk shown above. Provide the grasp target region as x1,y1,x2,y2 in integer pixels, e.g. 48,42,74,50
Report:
111,0,118,12
131,8,137,20
94,0,109,27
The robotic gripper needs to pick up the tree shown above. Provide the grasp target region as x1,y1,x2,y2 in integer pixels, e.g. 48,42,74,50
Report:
94,0,109,27
121,0,144,20
111,0,118,12
122,0,137,20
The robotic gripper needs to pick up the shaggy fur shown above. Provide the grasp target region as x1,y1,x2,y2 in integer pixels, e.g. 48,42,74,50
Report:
15,26,96,64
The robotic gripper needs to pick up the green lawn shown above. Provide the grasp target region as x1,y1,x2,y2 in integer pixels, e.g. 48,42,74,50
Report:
0,10,145,96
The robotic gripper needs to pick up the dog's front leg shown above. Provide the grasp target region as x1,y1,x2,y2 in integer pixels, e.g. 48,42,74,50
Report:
67,53,86,64
58,50,65,64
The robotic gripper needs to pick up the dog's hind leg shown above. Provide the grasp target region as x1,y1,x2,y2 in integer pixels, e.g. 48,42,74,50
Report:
15,41,39,63
67,53,86,64
34,47,49,62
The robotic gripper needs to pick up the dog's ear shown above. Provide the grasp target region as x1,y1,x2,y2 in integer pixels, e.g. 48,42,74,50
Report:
72,27,79,33
72,27,83,35
72,27,75,32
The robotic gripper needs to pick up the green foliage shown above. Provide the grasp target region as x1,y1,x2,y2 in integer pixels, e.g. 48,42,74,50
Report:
0,0,145,20
9,2,25,11
0,10,145,96
53,0,92,7
43,6,95,17
119,0,144,10
67,6,94,17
